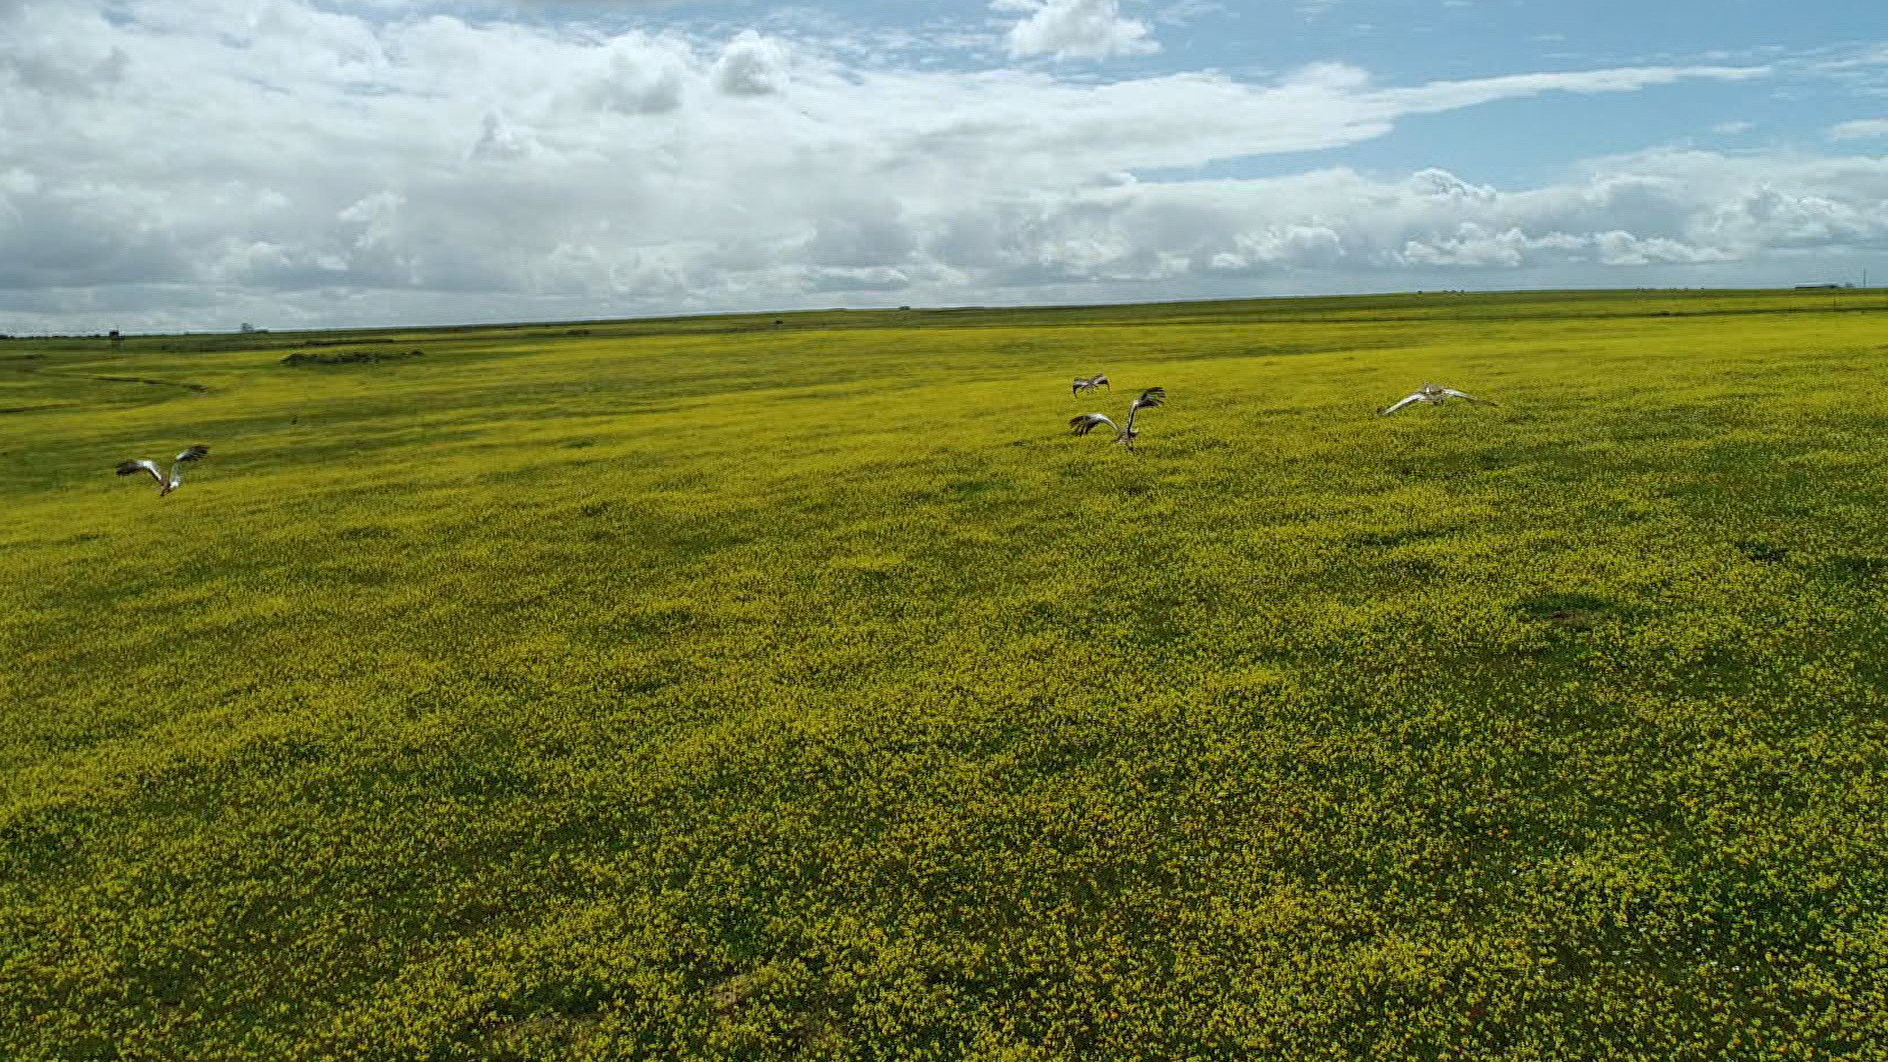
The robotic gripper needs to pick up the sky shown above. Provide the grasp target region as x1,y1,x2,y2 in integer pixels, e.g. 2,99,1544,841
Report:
1,0,1885,334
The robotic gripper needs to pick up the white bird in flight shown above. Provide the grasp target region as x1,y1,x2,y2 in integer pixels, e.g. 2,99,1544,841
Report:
116,445,210,496
1070,387,1166,453
1072,373,1110,396
1378,383,1498,416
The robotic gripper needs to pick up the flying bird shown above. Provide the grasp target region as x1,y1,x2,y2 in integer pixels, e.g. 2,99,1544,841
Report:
1072,373,1110,397
116,445,210,496
1070,387,1166,453
1378,383,1498,416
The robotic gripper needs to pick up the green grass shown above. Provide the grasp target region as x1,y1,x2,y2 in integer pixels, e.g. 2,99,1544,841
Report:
5,288,1888,1060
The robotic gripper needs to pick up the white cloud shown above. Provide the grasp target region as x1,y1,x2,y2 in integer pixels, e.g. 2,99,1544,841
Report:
0,0,1879,333
713,29,789,95
995,0,1159,60
1828,118,1888,140
936,150,1888,287
582,41,687,114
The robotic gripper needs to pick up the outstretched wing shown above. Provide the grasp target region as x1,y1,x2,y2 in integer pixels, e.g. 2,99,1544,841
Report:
1438,387,1495,406
1069,413,1117,437
1377,392,1425,416
1124,386,1165,430
1092,373,1109,389
116,459,163,484
166,444,210,485
1072,377,1090,396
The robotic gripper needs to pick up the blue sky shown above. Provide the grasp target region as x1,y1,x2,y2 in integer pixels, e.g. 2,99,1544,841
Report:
1,0,1884,332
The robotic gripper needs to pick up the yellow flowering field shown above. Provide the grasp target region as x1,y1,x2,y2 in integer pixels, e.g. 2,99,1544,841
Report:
4,289,1888,1060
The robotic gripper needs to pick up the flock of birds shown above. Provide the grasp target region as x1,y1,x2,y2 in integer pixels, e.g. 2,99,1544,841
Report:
1066,377,1497,454
112,381,1493,497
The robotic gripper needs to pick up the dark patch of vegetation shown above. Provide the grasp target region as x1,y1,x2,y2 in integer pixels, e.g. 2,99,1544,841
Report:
282,349,425,366
83,372,209,392
1513,591,1621,630
944,479,1001,499
1346,527,1453,549
1735,540,1790,564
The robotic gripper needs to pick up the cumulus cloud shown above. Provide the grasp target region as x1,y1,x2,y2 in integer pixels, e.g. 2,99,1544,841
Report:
1027,150,1888,283
583,43,686,114
994,0,1159,60
713,30,789,95
0,0,1878,333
